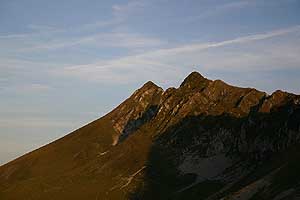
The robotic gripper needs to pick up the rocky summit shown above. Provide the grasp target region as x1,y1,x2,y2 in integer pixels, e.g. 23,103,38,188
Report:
1,71,300,200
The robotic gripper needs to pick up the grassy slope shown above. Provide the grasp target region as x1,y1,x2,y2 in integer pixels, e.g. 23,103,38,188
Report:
0,116,120,199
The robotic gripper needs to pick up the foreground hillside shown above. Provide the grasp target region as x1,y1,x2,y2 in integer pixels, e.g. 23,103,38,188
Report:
1,72,300,200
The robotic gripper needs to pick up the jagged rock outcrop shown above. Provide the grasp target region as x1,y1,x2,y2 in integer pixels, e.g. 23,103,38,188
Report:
0,71,300,200
108,81,163,145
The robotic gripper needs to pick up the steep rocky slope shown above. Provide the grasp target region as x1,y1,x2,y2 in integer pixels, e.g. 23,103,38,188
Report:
0,72,300,200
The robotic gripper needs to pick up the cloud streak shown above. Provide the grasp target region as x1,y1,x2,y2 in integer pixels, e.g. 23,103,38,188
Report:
18,32,164,52
58,25,300,86
0,0,146,42
147,25,300,56
184,0,253,22
112,0,146,17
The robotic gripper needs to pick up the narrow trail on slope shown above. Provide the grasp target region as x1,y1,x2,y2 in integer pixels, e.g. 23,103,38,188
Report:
121,166,146,189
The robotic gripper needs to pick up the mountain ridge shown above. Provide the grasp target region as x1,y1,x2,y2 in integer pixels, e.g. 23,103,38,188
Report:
1,71,300,200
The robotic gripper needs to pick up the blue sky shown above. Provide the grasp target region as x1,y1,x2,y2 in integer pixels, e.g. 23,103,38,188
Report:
0,0,300,165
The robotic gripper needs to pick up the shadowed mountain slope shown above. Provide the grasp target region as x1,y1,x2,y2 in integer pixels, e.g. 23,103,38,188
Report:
1,72,300,200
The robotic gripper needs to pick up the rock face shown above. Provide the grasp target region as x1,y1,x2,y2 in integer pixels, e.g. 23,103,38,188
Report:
1,71,300,200
108,81,163,145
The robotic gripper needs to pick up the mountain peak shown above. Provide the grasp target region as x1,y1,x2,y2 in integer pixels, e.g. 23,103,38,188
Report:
180,71,209,90
132,80,163,95
143,81,159,89
184,71,205,81
136,80,163,96
1,72,300,200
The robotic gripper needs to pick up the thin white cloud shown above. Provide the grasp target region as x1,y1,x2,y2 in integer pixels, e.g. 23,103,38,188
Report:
0,24,62,39
80,18,123,31
0,84,51,94
75,0,145,31
19,32,164,51
57,25,300,86
0,0,145,41
182,0,296,23
0,33,33,39
0,58,58,94
148,25,300,56
112,0,146,17
27,24,61,32
18,84,51,92
0,19,119,40
0,0,151,57
183,0,253,22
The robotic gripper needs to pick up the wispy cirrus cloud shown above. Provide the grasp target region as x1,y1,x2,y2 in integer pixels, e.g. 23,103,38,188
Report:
112,0,146,17
0,83,52,95
17,31,165,52
79,18,123,31
146,25,300,55
17,84,51,93
0,24,62,39
0,0,146,41
0,0,156,53
27,24,63,33
76,1,145,31
181,0,295,24
183,0,253,22
57,25,300,87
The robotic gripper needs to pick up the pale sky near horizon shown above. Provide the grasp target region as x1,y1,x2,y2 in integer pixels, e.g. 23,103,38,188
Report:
1,0,300,165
